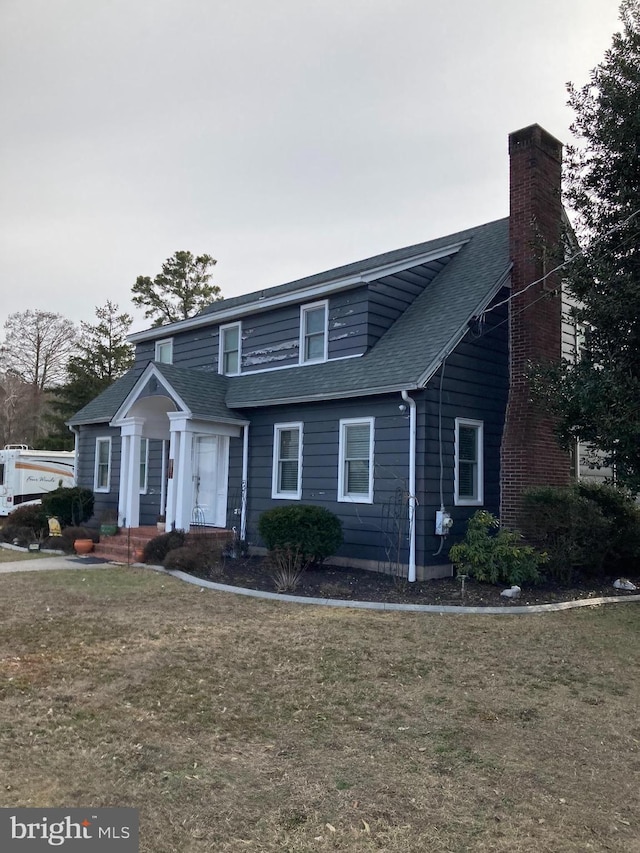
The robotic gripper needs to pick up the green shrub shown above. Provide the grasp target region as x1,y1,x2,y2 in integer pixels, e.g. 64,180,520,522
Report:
163,541,225,578
41,487,94,527
576,482,640,573
142,530,186,564
449,510,545,586
522,485,622,582
258,504,343,564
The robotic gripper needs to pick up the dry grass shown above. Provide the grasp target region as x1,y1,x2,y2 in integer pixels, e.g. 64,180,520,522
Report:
0,548,47,563
0,567,639,852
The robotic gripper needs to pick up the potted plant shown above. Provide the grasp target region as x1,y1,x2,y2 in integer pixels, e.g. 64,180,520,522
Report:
99,509,119,537
156,514,166,533
73,537,94,555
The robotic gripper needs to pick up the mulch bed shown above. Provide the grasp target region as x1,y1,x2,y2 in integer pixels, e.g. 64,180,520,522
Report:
184,556,640,607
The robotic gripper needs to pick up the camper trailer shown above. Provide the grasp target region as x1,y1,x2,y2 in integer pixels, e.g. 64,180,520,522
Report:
0,445,75,516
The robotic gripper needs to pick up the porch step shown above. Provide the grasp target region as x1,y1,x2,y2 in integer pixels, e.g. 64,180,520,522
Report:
93,526,158,564
93,526,234,564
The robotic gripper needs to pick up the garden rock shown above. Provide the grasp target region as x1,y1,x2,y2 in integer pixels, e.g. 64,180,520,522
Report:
500,585,522,599
613,578,637,591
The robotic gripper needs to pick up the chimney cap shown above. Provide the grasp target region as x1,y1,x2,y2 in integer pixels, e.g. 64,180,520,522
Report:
509,124,562,158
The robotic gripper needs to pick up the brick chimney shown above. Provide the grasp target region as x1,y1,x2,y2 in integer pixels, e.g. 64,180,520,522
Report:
500,124,572,528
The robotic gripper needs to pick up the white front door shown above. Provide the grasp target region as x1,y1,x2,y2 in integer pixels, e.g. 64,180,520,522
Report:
192,435,228,526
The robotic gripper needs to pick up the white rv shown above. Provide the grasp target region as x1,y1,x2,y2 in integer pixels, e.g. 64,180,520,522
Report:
0,445,75,516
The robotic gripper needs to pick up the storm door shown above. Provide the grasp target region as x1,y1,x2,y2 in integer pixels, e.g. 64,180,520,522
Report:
192,435,228,527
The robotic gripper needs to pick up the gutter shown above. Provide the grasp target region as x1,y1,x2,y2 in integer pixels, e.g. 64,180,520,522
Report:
401,390,417,583
241,424,249,542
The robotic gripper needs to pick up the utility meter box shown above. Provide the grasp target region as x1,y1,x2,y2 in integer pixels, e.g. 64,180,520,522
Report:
435,510,453,536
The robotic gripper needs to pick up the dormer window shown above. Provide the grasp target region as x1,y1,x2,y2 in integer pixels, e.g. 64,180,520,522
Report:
219,322,241,375
300,301,328,364
155,339,173,364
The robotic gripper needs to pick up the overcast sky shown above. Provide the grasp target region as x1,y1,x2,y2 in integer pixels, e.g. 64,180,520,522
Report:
0,0,622,336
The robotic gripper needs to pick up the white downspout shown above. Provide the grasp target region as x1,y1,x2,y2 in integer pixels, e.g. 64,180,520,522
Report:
240,423,249,542
401,390,417,582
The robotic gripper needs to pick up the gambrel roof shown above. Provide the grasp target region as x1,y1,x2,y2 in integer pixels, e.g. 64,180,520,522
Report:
69,217,510,425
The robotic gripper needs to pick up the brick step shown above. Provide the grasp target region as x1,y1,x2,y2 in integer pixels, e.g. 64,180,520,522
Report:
94,526,233,564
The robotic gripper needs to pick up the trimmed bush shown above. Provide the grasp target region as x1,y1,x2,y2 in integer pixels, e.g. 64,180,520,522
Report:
258,504,343,564
163,541,225,578
3,504,49,535
142,530,186,564
449,510,546,586
41,487,94,527
523,483,640,582
576,482,640,573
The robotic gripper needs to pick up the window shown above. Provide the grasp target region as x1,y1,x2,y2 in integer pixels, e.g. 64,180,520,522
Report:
139,438,149,494
300,302,328,363
338,418,374,503
94,437,112,492
219,323,241,375
0,463,4,485
454,418,484,505
155,339,173,364
272,423,303,499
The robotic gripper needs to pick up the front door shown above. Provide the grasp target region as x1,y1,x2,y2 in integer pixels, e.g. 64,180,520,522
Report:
192,435,228,526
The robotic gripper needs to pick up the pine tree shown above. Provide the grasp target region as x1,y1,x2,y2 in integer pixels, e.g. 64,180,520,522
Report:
132,250,222,327
43,302,134,449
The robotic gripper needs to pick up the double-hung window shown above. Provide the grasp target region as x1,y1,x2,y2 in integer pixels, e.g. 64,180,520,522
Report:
300,302,328,364
155,339,173,364
454,418,484,505
338,418,374,503
272,423,303,499
219,323,241,375
94,437,112,492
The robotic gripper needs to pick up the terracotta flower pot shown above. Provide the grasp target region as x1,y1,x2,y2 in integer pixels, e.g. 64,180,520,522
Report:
74,538,94,555
133,547,145,563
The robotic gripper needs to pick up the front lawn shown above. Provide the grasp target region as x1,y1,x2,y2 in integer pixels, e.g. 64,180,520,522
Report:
0,547,48,563
0,567,638,852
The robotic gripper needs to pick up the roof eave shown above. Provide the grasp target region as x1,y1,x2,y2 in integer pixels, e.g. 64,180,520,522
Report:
128,240,468,344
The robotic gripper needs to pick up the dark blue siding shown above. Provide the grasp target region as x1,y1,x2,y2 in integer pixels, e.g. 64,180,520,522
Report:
244,397,412,569
77,425,121,522
417,291,509,566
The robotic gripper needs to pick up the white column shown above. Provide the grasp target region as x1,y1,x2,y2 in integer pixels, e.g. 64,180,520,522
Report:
118,434,131,527
120,417,145,529
167,413,194,532
175,429,194,530
165,428,180,530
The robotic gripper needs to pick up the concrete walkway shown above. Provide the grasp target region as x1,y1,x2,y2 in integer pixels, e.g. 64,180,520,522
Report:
0,554,106,573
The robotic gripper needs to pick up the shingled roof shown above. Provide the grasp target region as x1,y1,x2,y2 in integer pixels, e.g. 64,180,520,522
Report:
69,217,510,424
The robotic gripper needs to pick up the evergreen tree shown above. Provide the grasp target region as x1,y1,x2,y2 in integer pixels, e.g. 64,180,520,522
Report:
542,0,640,491
132,250,222,327
43,302,134,449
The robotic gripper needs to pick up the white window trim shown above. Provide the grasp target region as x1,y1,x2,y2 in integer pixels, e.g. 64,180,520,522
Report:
338,417,374,504
219,322,242,376
271,422,303,499
94,436,112,493
454,418,484,506
299,300,328,364
139,437,149,494
155,338,173,364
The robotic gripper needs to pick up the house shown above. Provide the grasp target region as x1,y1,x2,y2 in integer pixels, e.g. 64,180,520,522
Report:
69,124,573,580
